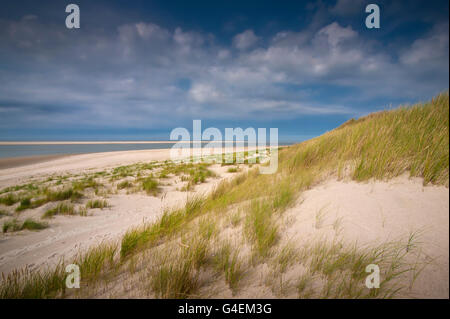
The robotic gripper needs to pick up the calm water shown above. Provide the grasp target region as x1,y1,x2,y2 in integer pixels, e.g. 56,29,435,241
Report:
0,143,181,158
0,142,291,159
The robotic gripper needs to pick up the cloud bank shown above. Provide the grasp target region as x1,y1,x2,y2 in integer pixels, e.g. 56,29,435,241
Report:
0,1,448,139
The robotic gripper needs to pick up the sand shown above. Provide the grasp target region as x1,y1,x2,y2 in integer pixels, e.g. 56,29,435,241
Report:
0,146,254,188
0,160,237,276
0,147,258,277
0,150,172,188
0,154,70,170
281,175,449,298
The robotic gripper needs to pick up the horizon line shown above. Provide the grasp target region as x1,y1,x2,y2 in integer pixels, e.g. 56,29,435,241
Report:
0,140,297,145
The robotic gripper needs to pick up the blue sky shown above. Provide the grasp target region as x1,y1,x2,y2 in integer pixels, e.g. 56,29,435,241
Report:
0,0,448,142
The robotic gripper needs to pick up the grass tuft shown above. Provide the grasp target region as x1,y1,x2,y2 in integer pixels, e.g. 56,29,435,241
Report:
42,203,75,218
141,177,160,196
213,242,244,292
86,199,109,209
3,218,48,233
117,180,133,190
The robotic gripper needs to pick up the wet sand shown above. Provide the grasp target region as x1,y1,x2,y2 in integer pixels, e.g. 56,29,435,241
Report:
0,141,179,145
0,154,71,170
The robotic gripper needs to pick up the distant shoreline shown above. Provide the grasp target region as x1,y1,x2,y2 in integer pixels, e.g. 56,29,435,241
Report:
0,141,252,145
0,141,180,145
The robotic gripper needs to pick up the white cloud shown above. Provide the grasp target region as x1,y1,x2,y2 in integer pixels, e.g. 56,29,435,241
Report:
189,83,223,103
316,22,357,48
400,22,449,66
232,29,259,50
135,22,170,40
0,15,447,131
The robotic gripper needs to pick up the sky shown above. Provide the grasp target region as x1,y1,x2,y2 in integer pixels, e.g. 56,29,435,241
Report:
0,0,448,142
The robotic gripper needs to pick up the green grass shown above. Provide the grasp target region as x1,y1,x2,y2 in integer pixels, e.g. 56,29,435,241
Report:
86,199,109,209
295,238,419,298
45,188,82,202
75,242,117,282
112,165,135,178
3,218,48,233
21,219,49,231
109,162,155,181
5,187,83,213
72,177,101,192
0,193,20,206
120,196,203,258
0,209,8,218
42,203,76,218
117,180,133,190
213,241,244,292
0,241,118,298
78,206,88,216
198,217,217,240
149,250,200,299
148,236,209,298
245,200,279,257
274,243,298,273
0,183,38,195
161,162,215,191
287,92,449,185
15,197,32,212
230,211,242,227
2,219,21,233
140,177,160,196
0,263,66,298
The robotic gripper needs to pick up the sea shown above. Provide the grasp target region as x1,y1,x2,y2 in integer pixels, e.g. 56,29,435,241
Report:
0,141,292,159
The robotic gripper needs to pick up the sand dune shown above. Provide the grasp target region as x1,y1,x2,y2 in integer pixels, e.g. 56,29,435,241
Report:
281,175,449,298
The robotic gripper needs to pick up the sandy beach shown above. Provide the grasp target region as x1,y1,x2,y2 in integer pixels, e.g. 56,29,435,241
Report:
0,164,237,276
0,147,256,275
0,146,257,188
0,149,173,188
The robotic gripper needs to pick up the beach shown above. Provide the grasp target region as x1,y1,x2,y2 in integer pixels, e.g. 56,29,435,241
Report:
0,146,258,275
0,149,173,188
0,145,259,188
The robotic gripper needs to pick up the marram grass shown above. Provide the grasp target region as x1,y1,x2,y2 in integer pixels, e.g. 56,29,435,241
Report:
285,92,449,185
